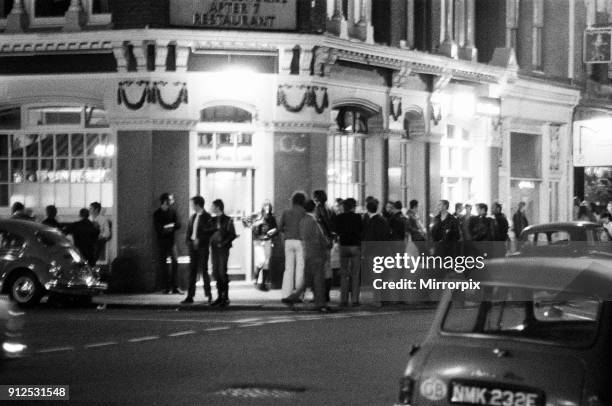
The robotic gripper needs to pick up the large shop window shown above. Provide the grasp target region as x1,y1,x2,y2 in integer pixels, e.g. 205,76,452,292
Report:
198,132,253,162
328,107,371,204
440,125,474,206
0,106,113,209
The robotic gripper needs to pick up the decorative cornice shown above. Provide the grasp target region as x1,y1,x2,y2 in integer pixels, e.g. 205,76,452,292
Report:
109,118,198,130
268,120,332,134
0,39,113,54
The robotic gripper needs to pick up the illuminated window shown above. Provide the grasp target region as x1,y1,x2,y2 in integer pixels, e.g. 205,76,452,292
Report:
327,107,373,204
197,132,253,162
440,124,474,207
0,105,113,209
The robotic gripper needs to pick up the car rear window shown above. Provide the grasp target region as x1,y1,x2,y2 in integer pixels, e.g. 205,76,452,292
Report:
36,230,71,247
442,286,601,347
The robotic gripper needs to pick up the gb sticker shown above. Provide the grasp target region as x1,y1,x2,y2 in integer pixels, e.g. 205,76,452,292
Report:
420,377,447,401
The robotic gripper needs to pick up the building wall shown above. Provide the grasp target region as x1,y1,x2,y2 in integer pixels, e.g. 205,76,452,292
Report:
115,130,155,291
151,130,190,285
543,0,569,79
475,0,506,64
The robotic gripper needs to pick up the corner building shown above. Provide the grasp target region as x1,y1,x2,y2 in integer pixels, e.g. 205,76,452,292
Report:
0,0,578,290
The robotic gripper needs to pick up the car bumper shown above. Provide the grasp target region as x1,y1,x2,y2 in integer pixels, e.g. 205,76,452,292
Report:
45,280,108,296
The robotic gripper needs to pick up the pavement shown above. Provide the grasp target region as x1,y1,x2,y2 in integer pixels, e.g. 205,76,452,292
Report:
92,282,439,312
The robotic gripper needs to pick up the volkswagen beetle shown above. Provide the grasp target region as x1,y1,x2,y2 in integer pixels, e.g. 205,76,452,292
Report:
396,256,612,406
0,219,107,307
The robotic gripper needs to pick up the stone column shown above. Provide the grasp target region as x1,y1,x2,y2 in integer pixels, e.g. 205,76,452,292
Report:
328,0,349,38
63,0,87,32
440,0,458,58
355,0,374,43
155,40,170,72
132,42,148,72
459,0,478,61
112,41,129,73
406,0,415,49
175,41,191,73
6,0,28,33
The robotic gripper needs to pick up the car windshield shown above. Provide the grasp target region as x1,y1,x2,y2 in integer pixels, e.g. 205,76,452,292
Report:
442,286,601,347
36,229,72,247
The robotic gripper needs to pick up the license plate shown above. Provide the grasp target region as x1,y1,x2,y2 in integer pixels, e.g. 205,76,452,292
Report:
450,380,544,406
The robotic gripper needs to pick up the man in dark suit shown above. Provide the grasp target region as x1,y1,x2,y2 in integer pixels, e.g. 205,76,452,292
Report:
209,199,237,307
362,199,390,241
182,196,214,304
65,208,99,267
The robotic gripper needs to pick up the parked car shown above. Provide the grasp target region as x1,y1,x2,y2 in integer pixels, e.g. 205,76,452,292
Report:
0,219,107,307
516,221,612,257
396,256,612,406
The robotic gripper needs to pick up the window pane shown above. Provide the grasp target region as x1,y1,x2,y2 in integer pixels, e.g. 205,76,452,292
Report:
55,184,69,207
85,133,99,156
70,184,85,207
25,134,39,157
0,184,8,207
71,169,85,183
28,106,81,125
34,0,70,18
447,125,455,139
40,134,54,157
40,184,54,207
25,160,38,182
0,159,7,182
11,160,23,183
86,183,101,204
56,134,69,156
219,133,233,145
11,134,25,158
0,135,8,157
198,133,214,148
101,182,113,207
71,133,84,156
85,107,109,127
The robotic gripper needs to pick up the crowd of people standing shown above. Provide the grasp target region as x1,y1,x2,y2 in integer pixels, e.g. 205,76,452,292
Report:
9,201,111,267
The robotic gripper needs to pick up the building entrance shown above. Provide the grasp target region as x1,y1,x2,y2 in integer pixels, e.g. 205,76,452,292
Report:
198,167,253,280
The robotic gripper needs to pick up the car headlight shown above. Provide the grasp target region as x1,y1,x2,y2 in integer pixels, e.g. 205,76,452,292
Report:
396,376,414,406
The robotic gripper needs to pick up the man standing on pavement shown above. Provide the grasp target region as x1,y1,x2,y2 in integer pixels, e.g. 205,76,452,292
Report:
65,208,99,267
209,199,237,308
362,199,390,242
279,192,306,304
406,199,426,242
286,200,331,312
154,193,181,294
431,200,461,257
183,196,214,304
335,198,363,307
89,202,111,264
512,201,529,238
492,202,509,258
387,201,407,241
313,190,336,303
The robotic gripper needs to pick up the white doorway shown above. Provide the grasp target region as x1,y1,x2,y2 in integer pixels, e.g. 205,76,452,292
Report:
198,167,254,280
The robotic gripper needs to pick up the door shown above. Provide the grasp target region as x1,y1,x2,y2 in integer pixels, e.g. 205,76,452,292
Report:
199,168,253,280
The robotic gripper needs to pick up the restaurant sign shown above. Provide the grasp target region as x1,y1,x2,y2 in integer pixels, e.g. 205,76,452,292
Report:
170,0,297,31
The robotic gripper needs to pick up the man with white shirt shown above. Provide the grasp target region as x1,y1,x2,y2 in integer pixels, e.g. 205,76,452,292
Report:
182,196,213,304
89,202,112,263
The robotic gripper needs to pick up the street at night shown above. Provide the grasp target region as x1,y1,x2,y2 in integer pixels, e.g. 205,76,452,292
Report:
1,306,434,405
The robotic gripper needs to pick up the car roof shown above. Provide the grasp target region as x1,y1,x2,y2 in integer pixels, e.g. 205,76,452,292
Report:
522,221,600,233
481,257,612,299
0,218,55,234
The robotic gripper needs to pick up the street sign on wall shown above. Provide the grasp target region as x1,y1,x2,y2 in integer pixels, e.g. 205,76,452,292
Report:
170,0,297,31
584,29,612,63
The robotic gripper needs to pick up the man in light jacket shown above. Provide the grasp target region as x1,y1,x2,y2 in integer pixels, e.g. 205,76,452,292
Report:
286,200,331,312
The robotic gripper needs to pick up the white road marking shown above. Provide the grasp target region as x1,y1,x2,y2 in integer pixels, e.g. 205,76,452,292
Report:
37,346,75,354
127,336,160,343
168,330,196,337
77,317,236,324
238,323,264,328
84,341,118,348
234,317,263,323
204,326,230,332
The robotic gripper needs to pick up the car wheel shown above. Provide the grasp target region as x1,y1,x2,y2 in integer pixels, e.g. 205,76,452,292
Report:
9,272,43,307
